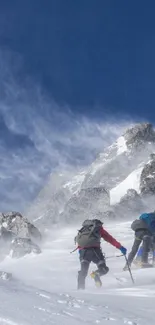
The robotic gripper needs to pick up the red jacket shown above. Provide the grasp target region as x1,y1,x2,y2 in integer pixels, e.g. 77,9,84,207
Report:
78,226,121,249
100,227,121,249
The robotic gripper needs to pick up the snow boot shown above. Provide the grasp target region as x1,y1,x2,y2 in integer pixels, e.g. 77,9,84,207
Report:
90,271,102,287
140,262,153,268
133,259,142,267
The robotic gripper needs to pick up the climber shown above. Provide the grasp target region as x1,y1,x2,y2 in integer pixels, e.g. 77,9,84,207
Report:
133,235,155,267
74,219,127,289
123,211,155,270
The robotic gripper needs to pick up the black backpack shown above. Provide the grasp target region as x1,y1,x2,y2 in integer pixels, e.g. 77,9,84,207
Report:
75,219,103,248
131,219,149,232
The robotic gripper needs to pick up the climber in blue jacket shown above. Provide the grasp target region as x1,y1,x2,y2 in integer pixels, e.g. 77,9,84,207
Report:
123,212,155,270
134,237,155,266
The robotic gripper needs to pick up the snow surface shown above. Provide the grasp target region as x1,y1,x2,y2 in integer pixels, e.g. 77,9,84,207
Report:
116,136,127,155
110,166,144,205
0,221,155,324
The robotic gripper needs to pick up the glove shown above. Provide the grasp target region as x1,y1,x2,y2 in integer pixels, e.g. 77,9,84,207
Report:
120,246,127,255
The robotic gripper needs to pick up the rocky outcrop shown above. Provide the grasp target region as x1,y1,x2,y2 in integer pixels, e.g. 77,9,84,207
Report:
27,123,155,226
81,123,155,191
61,187,110,223
0,211,41,259
120,189,140,203
10,238,41,258
0,211,41,241
124,123,155,150
113,189,145,218
140,154,155,195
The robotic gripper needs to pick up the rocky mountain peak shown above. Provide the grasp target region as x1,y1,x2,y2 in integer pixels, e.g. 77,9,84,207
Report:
27,122,155,226
140,153,155,195
124,123,155,148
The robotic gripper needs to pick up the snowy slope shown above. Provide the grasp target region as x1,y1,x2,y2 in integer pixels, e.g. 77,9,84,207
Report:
87,135,127,177
0,221,155,324
110,166,144,205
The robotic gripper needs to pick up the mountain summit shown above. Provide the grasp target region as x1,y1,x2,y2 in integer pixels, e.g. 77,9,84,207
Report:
27,123,155,228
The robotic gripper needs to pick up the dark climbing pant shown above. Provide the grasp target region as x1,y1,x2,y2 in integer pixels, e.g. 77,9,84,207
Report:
78,247,109,289
128,230,153,265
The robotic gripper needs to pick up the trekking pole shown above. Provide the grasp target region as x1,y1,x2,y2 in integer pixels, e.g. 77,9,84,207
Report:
70,247,78,254
124,255,135,284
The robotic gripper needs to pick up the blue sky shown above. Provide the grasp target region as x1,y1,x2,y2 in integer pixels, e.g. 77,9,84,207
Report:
0,1,155,211
0,0,155,119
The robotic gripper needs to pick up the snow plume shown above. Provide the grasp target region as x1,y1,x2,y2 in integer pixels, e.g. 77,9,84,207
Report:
0,49,132,212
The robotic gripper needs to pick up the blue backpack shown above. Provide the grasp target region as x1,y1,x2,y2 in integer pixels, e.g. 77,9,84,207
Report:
139,213,155,234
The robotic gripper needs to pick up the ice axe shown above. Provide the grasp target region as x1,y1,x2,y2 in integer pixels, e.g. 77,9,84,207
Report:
124,255,135,284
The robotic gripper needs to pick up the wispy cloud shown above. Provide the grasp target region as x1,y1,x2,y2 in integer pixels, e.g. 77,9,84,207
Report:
0,49,134,212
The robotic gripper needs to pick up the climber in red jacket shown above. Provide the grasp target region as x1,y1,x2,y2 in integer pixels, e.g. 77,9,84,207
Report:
75,219,127,289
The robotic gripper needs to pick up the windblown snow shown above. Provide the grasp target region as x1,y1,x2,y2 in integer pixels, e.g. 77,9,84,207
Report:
88,136,127,177
63,172,86,194
0,221,154,325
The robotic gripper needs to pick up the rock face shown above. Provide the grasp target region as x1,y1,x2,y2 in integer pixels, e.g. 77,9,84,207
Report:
124,123,155,149
10,238,41,259
113,189,146,219
140,154,155,195
120,189,141,205
27,123,155,226
81,123,155,191
61,187,110,223
0,211,41,259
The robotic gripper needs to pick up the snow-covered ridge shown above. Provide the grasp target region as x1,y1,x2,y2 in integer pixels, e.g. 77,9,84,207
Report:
27,123,155,225
88,136,127,177
110,165,144,205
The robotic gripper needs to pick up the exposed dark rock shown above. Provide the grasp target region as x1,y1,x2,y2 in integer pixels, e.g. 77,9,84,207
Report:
120,189,140,203
113,189,145,218
124,123,155,149
0,211,41,242
10,238,41,259
81,124,155,192
0,211,41,259
140,154,155,195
